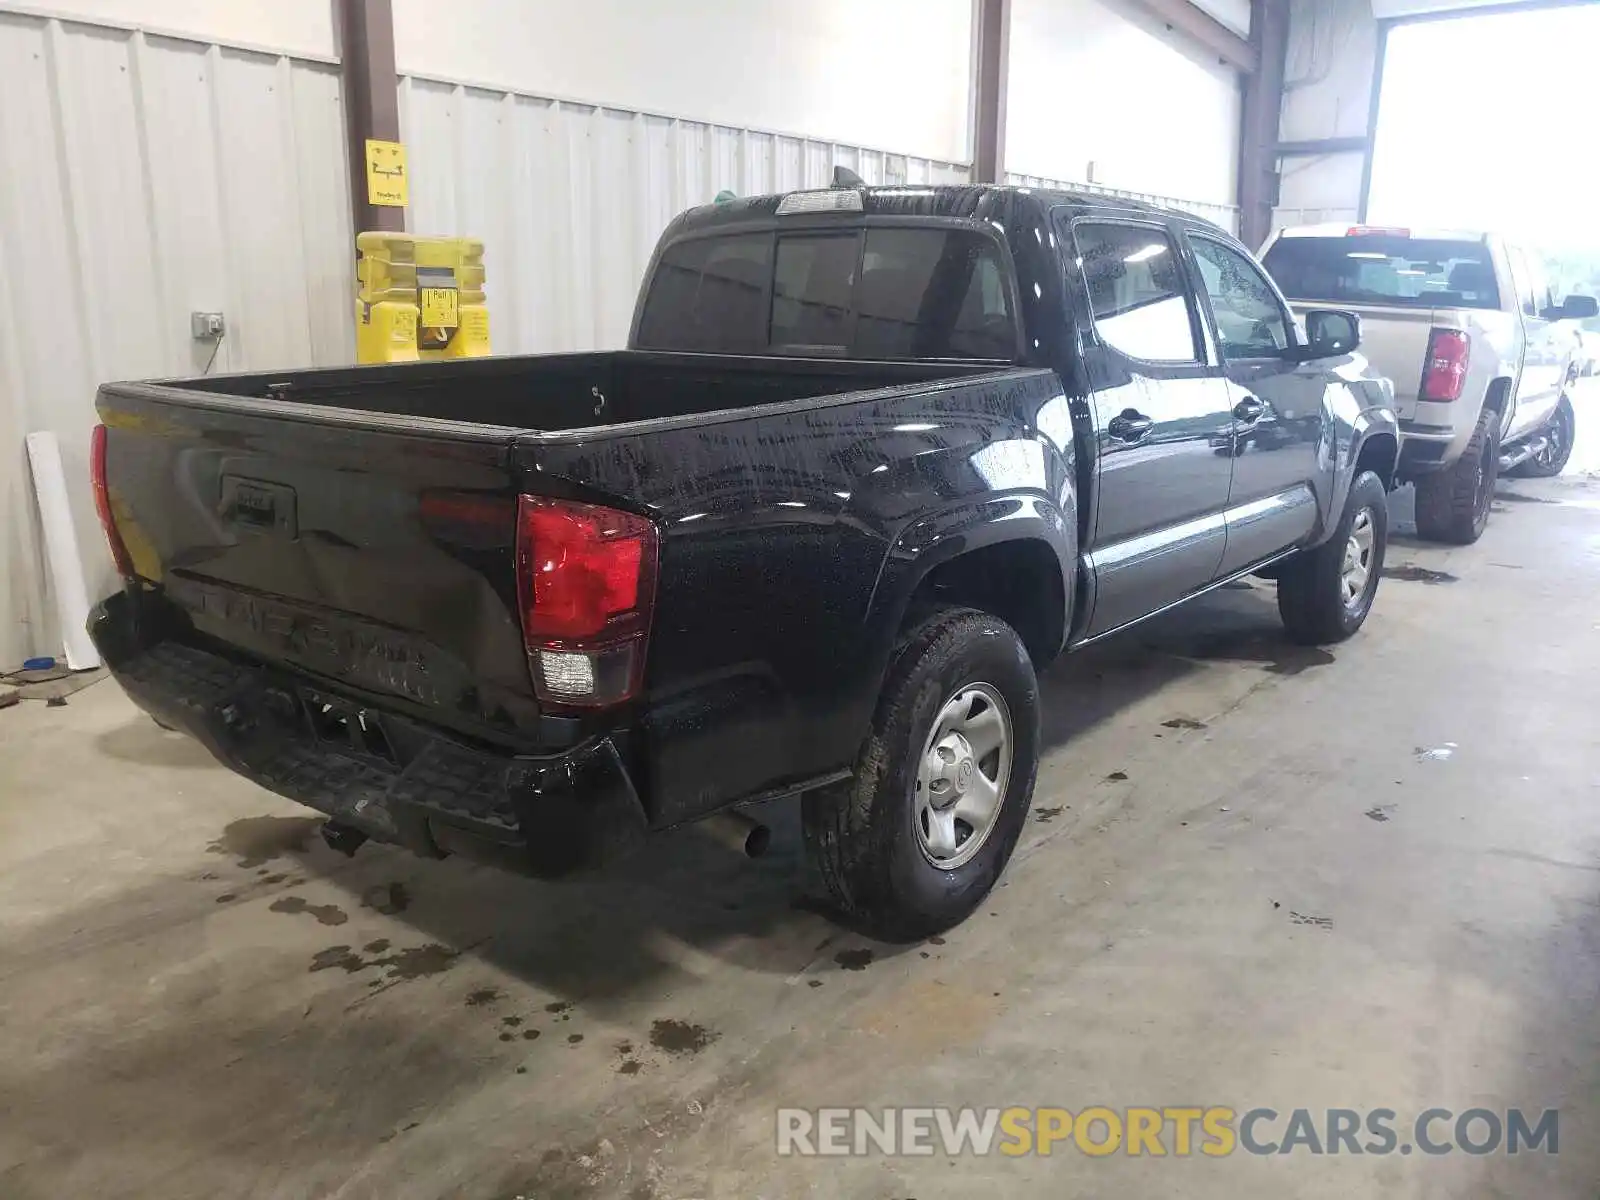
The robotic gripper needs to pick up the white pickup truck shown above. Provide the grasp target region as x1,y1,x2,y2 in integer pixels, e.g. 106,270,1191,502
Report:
1261,225,1598,543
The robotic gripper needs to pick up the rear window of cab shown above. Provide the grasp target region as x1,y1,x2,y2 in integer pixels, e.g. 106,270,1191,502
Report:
636,226,1020,360
1262,235,1500,311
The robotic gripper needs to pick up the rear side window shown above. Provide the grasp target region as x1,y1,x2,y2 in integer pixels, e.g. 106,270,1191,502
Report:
1262,235,1500,310
636,226,1017,360
1072,222,1200,363
635,234,773,353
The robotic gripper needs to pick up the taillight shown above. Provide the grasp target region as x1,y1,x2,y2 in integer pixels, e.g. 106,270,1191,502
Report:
90,423,134,579
1420,329,1471,402
1346,225,1410,237
514,495,658,708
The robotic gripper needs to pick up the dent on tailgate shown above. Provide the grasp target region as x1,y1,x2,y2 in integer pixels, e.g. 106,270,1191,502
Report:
95,384,545,742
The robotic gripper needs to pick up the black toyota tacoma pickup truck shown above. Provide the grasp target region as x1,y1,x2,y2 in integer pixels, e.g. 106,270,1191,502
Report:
90,184,1398,939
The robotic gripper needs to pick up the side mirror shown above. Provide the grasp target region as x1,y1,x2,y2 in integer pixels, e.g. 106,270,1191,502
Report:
1544,295,1599,321
1298,309,1361,359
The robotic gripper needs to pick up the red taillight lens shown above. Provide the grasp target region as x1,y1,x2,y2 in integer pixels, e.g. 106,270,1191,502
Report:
90,423,134,579
1420,329,1471,402
1346,225,1410,237
515,495,658,707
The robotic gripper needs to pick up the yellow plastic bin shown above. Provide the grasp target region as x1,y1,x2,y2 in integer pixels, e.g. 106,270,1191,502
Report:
356,233,490,363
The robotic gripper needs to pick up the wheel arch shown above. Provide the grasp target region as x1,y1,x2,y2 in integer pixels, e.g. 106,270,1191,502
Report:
870,495,1077,671
1353,429,1399,490
1484,375,1514,436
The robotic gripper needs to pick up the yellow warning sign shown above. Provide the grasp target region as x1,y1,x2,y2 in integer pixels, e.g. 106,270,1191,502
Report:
420,286,460,329
365,139,408,207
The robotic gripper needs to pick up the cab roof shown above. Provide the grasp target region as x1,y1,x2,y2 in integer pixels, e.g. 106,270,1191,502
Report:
668,184,1229,238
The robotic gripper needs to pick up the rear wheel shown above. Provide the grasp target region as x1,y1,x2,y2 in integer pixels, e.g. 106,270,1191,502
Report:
1507,397,1575,479
1414,404,1500,544
1277,470,1388,645
802,607,1039,942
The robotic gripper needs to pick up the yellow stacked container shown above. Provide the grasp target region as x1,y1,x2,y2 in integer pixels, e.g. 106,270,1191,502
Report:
356,233,491,364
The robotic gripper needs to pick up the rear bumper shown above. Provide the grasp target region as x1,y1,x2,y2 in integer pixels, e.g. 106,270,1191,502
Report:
1396,422,1457,479
89,590,648,878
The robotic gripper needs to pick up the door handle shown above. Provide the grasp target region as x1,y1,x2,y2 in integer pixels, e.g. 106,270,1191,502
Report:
1232,396,1265,424
1108,410,1154,442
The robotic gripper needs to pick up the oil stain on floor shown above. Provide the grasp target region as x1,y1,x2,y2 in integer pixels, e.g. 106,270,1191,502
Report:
1383,564,1459,585
207,815,319,868
269,896,349,926
308,942,458,981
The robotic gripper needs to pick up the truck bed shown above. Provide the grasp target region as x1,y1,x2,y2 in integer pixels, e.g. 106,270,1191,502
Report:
180,350,992,431
94,351,1039,762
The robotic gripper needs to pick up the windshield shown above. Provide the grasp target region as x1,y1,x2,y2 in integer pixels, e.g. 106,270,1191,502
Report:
635,225,1019,360
1262,235,1500,310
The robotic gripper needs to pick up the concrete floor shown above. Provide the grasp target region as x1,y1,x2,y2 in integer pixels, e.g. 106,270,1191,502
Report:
6,399,1600,1200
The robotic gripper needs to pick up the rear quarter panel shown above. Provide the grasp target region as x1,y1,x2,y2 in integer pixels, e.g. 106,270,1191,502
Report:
518,368,1076,827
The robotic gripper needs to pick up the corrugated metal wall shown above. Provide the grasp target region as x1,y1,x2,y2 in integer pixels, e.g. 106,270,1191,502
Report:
0,10,353,668
398,74,973,352
1004,171,1241,236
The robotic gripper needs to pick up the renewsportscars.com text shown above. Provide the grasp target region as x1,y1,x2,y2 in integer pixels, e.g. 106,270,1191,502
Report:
776,1106,1558,1158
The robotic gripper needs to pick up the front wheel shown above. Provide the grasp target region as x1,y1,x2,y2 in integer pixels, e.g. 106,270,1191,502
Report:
1507,397,1575,479
802,607,1040,942
1277,470,1389,645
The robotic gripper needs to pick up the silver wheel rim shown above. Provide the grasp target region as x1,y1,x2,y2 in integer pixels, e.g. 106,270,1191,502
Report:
1342,507,1375,610
914,682,1013,870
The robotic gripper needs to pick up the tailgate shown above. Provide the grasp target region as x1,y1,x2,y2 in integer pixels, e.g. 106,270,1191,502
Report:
1291,302,1438,418
97,383,542,742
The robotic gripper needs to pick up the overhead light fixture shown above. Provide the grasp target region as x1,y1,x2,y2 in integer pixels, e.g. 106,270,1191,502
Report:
776,190,863,216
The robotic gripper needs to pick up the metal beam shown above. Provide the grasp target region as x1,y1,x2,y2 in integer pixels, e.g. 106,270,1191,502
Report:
1236,0,1289,247
972,0,1011,183
339,0,403,234
1127,0,1259,73
1358,16,1392,222
1276,136,1371,157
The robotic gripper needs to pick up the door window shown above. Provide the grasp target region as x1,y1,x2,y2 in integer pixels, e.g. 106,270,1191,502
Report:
1072,223,1200,363
1508,245,1556,318
1526,253,1552,317
1191,237,1292,360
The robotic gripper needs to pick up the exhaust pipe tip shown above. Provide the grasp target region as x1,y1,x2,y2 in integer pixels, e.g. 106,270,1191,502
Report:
705,809,771,859
321,820,368,858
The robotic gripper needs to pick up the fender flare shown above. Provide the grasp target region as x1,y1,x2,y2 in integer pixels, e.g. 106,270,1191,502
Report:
1317,405,1400,545
866,490,1078,662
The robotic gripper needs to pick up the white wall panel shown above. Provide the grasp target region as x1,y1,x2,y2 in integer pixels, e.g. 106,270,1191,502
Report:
0,10,352,666
5,0,337,59
1008,0,1241,209
1273,0,1379,233
401,74,972,356
391,0,974,165
1004,172,1241,237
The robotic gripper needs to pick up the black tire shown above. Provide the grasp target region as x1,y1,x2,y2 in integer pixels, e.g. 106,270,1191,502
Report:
1506,397,1575,479
1414,404,1501,544
1277,470,1388,645
801,607,1040,942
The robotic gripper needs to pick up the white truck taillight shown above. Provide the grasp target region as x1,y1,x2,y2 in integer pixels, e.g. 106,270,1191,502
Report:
514,495,658,708
1420,329,1471,402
